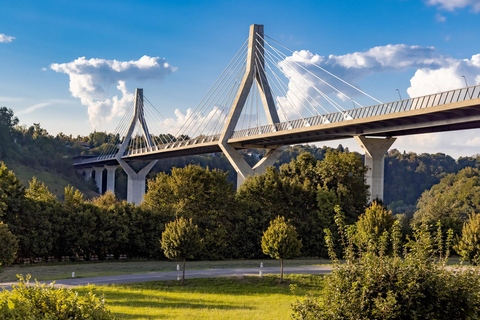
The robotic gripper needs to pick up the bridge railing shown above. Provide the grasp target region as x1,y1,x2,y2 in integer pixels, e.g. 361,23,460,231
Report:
123,133,221,156
230,85,480,139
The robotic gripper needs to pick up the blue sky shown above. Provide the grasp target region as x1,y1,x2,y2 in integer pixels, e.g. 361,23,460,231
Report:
1,0,480,157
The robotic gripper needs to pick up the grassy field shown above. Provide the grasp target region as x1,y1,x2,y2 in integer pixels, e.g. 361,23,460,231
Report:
0,259,330,282
76,274,325,320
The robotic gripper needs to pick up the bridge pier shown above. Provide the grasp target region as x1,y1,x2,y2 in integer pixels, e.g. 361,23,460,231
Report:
354,136,396,202
83,168,93,181
118,159,157,204
105,165,117,193
93,167,104,194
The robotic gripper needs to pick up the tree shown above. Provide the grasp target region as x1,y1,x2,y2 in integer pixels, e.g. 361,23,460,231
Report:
355,201,396,251
455,213,480,265
144,165,236,260
261,216,302,282
0,222,18,266
413,167,480,236
160,217,203,284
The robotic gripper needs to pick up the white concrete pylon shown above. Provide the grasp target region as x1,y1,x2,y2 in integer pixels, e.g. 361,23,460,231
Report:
354,136,396,202
83,168,93,181
118,159,157,204
93,167,104,194
115,88,157,203
105,165,117,193
219,24,284,187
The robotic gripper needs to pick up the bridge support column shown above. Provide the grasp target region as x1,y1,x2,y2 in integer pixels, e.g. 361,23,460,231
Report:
118,159,157,204
221,144,285,189
354,136,396,202
93,167,104,194
105,165,117,193
84,168,93,181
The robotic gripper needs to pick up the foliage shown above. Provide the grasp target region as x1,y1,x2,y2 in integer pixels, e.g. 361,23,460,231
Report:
161,217,203,284
145,165,236,260
237,151,367,258
413,167,480,236
0,275,114,319
292,217,480,320
262,216,302,282
455,212,480,265
0,222,18,266
355,201,396,251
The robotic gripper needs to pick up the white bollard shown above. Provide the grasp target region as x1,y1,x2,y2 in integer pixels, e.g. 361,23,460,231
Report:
177,275,181,281
260,262,263,268
72,272,75,278
259,270,262,278
177,264,180,271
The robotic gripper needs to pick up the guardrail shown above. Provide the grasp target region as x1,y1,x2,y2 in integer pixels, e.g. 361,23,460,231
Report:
230,85,480,139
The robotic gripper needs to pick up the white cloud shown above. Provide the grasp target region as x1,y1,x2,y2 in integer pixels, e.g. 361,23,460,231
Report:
50,55,177,129
436,13,447,22
275,44,480,120
276,45,445,119
407,54,480,97
427,0,480,12
16,99,75,115
158,106,228,138
0,33,15,43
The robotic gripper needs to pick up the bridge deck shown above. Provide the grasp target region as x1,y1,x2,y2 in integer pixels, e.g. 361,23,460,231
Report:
74,85,480,168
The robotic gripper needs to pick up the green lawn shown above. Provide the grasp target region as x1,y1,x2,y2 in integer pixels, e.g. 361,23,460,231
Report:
0,259,330,282
76,274,325,320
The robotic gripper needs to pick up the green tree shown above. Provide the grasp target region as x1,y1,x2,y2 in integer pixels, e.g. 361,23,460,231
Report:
161,217,203,284
144,165,236,260
0,162,25,222
261,216,302,282
413,167,480,236
355,201,396,251
455,213,480,265
0,222,18,266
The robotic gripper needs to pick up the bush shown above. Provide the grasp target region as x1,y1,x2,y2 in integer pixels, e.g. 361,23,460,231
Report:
0,275,114,319
0,222,18,266
455,212,480,265
292,210,480,320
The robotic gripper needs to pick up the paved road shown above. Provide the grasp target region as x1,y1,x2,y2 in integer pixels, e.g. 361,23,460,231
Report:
0,266,332,289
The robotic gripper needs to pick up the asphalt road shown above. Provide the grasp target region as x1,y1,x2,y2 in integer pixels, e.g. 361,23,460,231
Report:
0,266,332,289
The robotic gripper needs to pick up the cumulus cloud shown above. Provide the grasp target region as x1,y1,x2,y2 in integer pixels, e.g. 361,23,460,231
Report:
50,55,177,129
426,0,480,12
276,45,445,118
158,106,228,137
0,33,15,43
275,44,480,120
407,54,480,97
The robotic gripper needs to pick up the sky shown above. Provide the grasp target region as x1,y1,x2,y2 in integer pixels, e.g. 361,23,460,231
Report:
1,0,480,158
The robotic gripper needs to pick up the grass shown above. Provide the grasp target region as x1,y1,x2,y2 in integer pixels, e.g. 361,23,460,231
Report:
76,274,325,320
4,160,98,199
0,258,331,282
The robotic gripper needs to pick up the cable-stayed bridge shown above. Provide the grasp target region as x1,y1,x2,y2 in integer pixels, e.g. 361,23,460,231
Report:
74,24,480,204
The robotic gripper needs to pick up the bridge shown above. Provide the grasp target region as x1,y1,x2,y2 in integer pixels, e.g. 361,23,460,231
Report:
74,24,480,204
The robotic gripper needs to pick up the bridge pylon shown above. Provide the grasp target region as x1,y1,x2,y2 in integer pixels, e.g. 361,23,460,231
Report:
219,24,285,188
115,88,157,204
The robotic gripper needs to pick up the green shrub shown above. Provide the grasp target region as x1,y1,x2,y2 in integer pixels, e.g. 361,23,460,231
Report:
0,222,18,266
0,275,114,319
292,209,480,320
455,212,480,265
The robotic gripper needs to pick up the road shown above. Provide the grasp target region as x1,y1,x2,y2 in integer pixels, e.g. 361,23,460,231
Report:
0,266,332,289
